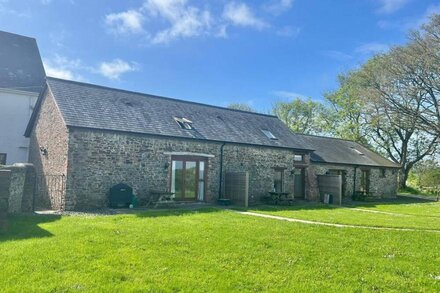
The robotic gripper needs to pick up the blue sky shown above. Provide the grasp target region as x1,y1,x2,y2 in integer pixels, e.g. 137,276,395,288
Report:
1,0,439,112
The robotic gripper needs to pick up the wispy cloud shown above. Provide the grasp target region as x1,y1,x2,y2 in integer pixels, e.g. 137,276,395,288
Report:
223,2,268,30
272,90,309,100
321,50,353,61
356,42,389,54
144,0,214,44
104,1,287,44
375,0,410,14
378,4,440,30
263,0,293,15
43,55,84,81
43,55,137,81
97,59,138,80
105,10,144,35
276,26,300,38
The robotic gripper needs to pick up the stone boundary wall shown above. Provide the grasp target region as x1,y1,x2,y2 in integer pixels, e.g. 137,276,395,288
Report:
0,164,35,213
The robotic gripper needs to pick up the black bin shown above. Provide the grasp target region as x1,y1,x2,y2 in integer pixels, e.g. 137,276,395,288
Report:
109,183,134,208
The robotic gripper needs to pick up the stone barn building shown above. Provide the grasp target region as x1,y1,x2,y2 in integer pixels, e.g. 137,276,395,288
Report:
25,77,400,210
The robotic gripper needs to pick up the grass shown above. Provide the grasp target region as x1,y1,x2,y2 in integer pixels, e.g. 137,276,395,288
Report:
248,199,440,230
399,186,438,197
0,202,439,292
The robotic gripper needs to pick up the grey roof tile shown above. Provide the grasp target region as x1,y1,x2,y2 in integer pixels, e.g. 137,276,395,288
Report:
0,31,45,93
44,77,400,168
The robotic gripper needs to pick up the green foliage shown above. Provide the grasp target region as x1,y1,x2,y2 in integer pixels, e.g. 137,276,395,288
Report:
411,160,440,188
1,205,440,291
272,98,330,135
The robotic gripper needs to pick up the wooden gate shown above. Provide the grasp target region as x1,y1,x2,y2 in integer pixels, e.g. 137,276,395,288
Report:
36,174,66,211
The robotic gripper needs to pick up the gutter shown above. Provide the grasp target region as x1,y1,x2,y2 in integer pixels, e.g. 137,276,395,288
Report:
352,165,358,198
218,142,226,199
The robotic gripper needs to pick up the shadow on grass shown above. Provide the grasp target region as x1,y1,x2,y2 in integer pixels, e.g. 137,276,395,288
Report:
0,213,61,242
134,207,222,218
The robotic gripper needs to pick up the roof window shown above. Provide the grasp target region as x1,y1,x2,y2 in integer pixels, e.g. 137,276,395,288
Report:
174,117,193,130
262,129,277,140
350,147,364,155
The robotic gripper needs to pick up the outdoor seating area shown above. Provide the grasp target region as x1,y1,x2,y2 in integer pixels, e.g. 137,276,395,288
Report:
262,191,294,205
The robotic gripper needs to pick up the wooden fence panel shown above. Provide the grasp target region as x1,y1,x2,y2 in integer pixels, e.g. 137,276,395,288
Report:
224,172,249,207
317,175,342,205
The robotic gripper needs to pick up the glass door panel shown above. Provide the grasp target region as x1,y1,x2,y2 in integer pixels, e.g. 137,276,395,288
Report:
184,161,197,199
171,157,206,201
171,161,184,199
198,161,205,201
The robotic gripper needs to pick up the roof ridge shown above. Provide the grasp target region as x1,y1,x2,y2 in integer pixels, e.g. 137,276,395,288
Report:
0,30,36,40
291,131,359,143
46,76,278,118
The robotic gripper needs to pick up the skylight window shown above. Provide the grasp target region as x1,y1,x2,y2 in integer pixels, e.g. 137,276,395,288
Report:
350,147,364,155
174,117,193,130
262,129,277,140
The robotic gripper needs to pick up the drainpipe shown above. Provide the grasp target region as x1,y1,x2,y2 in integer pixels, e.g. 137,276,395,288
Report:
352,165,358,198
218,142,226,199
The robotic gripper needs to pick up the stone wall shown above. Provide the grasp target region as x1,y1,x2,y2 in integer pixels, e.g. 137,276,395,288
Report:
65,128,310,210
310,163,398,199
0,164,36,213
222,144,310,203
28,88,69,209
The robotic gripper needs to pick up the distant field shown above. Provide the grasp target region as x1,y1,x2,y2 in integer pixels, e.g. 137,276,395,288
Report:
1,200,439,292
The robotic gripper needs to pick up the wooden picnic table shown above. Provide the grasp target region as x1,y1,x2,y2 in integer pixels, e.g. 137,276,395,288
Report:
147,191,175,208
264,192,294,205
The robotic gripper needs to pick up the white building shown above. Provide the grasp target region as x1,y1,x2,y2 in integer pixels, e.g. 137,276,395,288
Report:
0,31,45,165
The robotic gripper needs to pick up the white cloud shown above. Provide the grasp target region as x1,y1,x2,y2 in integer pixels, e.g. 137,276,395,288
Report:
272,91,309,100
97,59,138,80
223,2,268,30
376,0,409,14
356,42,389,54
105,10,144,34
104,1,293,44
44,55,137,81
264,0,293,15
321,50,353,61
43,55,84,81
143,0,214,44
276,26,300,38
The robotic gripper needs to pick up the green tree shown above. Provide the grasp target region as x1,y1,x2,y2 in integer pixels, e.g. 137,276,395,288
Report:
324,72,369,144
272,98,330,135
329,54,439,188
227,103,255,112
382,14,440,136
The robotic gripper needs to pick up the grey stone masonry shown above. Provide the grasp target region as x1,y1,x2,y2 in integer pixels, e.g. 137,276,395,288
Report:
310,163,398,199
0,164,36,213
65,128,311,210
28,88,69,209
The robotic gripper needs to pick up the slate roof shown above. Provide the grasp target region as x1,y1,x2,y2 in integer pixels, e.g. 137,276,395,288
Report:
0,31,45,93
26,77,400,168
38,77,314,151
296,134,400,168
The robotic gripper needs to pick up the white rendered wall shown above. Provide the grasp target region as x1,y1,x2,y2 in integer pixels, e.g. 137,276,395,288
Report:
0,88,37,164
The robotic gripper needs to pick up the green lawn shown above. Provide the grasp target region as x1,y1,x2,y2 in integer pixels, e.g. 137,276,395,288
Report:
248,199,440,230
0,202,440,292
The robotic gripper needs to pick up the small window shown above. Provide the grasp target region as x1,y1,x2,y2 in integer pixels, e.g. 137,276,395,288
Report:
262,129,277,140
0,153,6,165
273,169,284,192
380,168,386,178
350,147,364,156
294,154,304,162
174,117,193,130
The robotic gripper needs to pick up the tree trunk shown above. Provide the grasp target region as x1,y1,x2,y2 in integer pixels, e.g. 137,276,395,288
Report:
398,168,409,189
